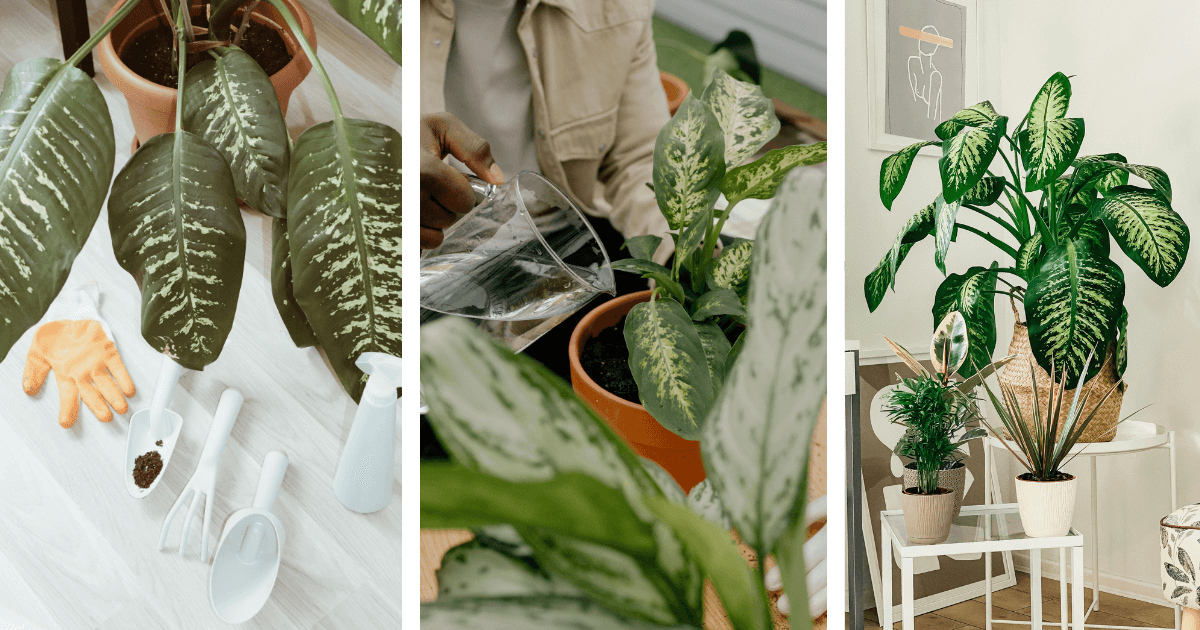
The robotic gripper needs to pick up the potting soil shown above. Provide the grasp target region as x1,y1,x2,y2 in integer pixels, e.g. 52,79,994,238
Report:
133,450,164,489
121,18,292,88
580,316,641,404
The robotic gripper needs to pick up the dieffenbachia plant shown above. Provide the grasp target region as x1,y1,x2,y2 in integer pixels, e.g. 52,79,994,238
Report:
614,68,826,440
866,72,1189,384
0,0,400,402
420,172,826,628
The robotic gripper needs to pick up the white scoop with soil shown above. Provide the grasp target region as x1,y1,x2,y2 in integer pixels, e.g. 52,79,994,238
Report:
125,355,184,498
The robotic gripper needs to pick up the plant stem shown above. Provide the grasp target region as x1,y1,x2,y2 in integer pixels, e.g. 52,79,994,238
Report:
65,0,147,68
259,0,343,122
694,198,740,283
956,224,1018,259
963,204,1022,241
175,3,186,131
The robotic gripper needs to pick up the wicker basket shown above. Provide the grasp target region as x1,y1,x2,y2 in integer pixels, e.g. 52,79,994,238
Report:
997,319,1124,443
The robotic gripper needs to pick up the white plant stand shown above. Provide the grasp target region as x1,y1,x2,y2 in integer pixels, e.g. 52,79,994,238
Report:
880,503,1084,630
984,421,1179,630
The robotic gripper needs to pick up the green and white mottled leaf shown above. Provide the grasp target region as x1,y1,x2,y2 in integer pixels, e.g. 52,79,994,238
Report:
676,204,712,263
932,265,997,378
929,310,969,377
436,539,584,600
288,119,401,401
939,116,1006,204
880,140,939,210
934,101,1000,140
1060,203,1109,256
1019,73,1083,191
701,167,825,553
707,238,753,298
700,69,779,168
888,202,937,287
1116,306,1128,377
1016,233,1043,280
1069,154,1129,200
864,242,914,311
641,459,688,504
623,234,663,261
421,597,700,630
1093,185,1189,287
328,0,401,65
686,478,731,530
611,258,685,305
625,297,715,440
0,58,114,362
1026,237,1125,384
718,142,827,205
961,175,1005,206
933,194,961,274
108,132,244,370
271,218,317,347
653,94,725,231
694,320,731,392
691,288,746,321
182,47,289,218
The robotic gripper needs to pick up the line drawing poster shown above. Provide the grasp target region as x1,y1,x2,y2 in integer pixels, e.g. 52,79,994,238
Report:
885,0,966,141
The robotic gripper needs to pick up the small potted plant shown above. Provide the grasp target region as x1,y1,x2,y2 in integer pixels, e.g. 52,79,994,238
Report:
977,350,1133,537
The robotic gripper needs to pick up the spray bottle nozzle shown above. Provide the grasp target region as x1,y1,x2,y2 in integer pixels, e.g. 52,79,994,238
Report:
356,352,403,405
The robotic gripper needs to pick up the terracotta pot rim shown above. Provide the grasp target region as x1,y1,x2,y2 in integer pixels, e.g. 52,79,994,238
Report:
568,290,654,414
1015,473,1076,483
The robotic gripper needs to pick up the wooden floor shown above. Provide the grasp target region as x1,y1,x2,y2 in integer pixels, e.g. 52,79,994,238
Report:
0,1,401,629
862,573,1176,630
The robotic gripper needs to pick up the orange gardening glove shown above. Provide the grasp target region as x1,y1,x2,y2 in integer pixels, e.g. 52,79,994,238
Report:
23,319,136,428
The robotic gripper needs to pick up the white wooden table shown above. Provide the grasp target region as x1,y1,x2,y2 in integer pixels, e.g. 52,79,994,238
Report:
880,504,1084,630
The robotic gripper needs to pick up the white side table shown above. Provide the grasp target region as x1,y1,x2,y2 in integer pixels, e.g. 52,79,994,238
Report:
880,504,1084,630
984,421,1179,630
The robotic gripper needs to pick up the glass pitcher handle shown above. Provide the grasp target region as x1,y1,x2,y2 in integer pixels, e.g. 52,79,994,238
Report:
463,173,498,206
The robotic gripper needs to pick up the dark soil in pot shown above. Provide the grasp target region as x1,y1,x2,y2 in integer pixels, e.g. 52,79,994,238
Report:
1017,471,1074,482
580,316,640,404
120,13,292,87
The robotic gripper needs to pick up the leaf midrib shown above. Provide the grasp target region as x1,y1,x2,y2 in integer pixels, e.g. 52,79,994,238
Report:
0,63,71,212
334,117,379,345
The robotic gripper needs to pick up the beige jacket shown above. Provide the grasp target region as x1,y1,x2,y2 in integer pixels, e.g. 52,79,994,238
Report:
421,0,671,255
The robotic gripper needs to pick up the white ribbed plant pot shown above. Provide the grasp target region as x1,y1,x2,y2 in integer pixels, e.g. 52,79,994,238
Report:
902,489,955,544
1014,474,1077,537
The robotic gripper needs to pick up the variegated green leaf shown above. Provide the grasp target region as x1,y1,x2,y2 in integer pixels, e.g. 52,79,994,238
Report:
1093,185,1189,287
707,239,753,298
933,195,961,274
328,0,402,65
934,101,1000,140
182,47,290,218
939,116,1007,203
880,141,939,210
864,242,913,311
1019,73,1083,191
701,167,825,554
1028,72,1072,122
932,265,997,378
625,297,715,440
0,58,114,362
676,204,712,263
718,142,827,205
961,175,1005,206
929,310,969,377
700,69,779,168
1060,203,1109,256
691,288,746,321
623,234,663,261
421,597,700,630
1116,306,1128,377
888,203,936,286
271,218,317,347
653,94,725,231
1074,156,1173,203
685,478,731,530
436,539,584,600
1069,154,1129,200
288,119,401,401
1026,237,1125,384
1016,233,1043,280
694,320,731,392
109,132,244,370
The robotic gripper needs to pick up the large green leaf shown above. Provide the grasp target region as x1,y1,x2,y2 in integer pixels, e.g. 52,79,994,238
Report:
328,0,402,65
718,142,827,205
939,116,1007,203
701,167,825,553
1026,237,1125,384
888,202,937,286
690,288,746,321
1116,306,1128,377
864,242,914,311
932,265,997,378
1069,154,1130,200
700,69,779,168
706,239,753,299
623,235,663,261
0,58,114,362
436,539,584,600
1019,73,1084,191
421,597,700,630
653,94,725,231
694,320,731,393
933,194,961,274
182,47,290,218
271,218,317,347
624,297,715,440
934,101,1000,140
1016,232,1043,280
961,175,1005,206
108,132,244,370
288,119,401,401
1093,185,1189,287
880,140,939,210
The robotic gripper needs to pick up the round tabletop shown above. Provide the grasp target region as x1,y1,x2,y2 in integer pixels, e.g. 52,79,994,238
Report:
983,420,1170,456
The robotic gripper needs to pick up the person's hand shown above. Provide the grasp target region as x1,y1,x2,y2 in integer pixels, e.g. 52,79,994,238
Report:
23,319,136,427
420,112,506,248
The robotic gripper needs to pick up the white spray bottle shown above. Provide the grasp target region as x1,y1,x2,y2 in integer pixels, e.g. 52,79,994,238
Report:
334,352,402,513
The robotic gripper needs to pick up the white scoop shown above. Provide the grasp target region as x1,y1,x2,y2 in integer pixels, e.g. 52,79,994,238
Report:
125,355,184,498
209,450,288,624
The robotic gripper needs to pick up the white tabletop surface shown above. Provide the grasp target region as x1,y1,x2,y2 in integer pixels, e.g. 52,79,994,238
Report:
881,503,1082,557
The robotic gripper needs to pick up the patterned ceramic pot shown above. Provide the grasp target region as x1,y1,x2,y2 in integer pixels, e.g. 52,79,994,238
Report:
1015,474,1077,537
901,488,955,545
903,462,966,518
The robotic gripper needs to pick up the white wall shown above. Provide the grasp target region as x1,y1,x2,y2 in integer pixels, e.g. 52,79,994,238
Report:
655,0,827,92
848,0,1200,595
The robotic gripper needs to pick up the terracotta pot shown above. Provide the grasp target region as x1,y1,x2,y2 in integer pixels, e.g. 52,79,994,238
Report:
903,461,966,517
660,71,689,116
901,488,954,545
1015,473,1077,537
568,290,705,492
96,0,317,148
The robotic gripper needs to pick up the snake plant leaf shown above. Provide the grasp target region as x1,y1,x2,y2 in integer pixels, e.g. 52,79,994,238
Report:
700,69,779,168
421,597,701,630
701,167,825,554
691,288,746,321
939,116,1007,204
888,202,937,286
933,195,961,274
880,140,940,210
706,239,753,299
611,258,685,305
1092,185,1189,287
436,539,584,600
961,175,1005,206
653,94,725,231
182,47,289,218
929,310,969,377
328,0,402,65
420,318,699,623
108,132,244,370
934,101,1001,140
0,58,114,361
1018,73,1083,191
1026,237,1126,384
287,119,401,401
625,297,715,440
1016,233,1043,280
864,242,913,311
718,142,827,205
1116,306,1128,377
623,234,663,261
932,265,997,379
271,218,317,347
694,320,731,392
685,478,731,530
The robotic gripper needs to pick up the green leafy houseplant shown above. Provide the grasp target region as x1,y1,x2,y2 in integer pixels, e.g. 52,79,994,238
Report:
0,0,400,401
864,72,1190,387
421,167,826,629
612,68,826,440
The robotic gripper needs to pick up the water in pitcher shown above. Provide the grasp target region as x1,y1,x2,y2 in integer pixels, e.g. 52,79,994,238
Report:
420,251,608,321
